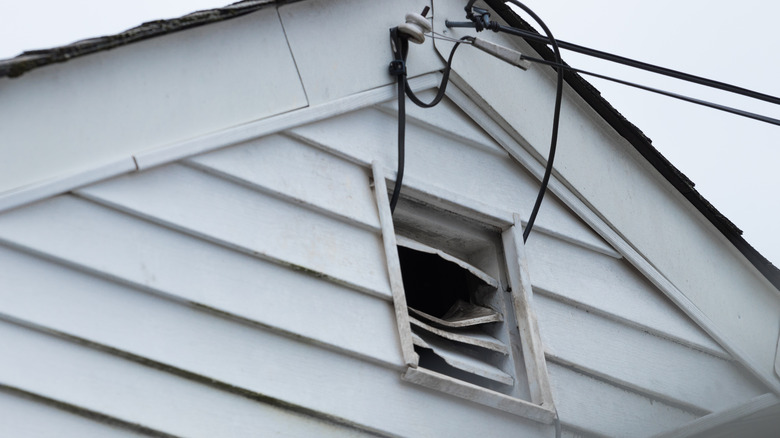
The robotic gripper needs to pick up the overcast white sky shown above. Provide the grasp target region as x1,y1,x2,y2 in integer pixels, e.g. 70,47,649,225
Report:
0,1,777,266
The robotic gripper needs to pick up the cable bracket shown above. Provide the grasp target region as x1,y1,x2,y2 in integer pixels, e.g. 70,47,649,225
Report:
388,59,406,76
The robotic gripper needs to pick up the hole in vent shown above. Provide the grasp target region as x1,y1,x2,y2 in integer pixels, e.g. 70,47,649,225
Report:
397,245,472,318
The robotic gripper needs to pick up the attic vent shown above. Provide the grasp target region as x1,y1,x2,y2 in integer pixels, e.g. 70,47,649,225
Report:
397,236,514,390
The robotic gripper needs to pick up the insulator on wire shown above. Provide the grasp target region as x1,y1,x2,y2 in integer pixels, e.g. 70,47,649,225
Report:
398,12,432,44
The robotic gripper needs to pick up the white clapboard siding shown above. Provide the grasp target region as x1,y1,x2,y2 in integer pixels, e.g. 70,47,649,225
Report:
377,90,508,158
525,232,727,356
186,134,380,231
0,242,402,369
0,317,549,437
535,294,764,413
547,363,699,437
288,104,618,256
74,163,390,297
0,321,373,438
0,388,152,438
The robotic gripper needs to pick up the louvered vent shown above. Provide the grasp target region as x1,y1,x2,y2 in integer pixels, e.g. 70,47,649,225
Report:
397,236,515,391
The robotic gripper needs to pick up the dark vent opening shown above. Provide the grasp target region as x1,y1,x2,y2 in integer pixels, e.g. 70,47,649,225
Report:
397,246,472,318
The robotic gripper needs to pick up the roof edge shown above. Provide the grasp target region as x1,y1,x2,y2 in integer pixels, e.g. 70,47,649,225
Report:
0,0,281,79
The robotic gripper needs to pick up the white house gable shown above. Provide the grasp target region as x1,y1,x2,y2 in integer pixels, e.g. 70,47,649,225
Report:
1,1,779,437
0,84,772,436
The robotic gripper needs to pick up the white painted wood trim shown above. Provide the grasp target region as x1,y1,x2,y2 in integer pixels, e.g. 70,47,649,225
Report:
371,161,418,367
502,214,555,409
650,393,780,438
444,78,780,395
135,73,442,171
0,157,137,215
775,328,780,379
403,367,555,424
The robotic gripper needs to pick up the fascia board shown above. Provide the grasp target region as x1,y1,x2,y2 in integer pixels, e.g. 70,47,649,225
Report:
431,1,780,392
0,7,307,196
0,73,441,215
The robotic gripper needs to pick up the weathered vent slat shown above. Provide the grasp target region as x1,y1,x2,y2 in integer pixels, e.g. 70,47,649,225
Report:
409,316,508,354
412,332,514,386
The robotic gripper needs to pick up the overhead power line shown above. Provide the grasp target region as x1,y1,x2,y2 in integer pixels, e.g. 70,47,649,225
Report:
445,20,780,107
519,55,780,127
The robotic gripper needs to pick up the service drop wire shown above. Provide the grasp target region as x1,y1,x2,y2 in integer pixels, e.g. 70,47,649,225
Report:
389,27,407,214
501,0,564,243
388,29,467,214
447,17,780,107
519,55,780,127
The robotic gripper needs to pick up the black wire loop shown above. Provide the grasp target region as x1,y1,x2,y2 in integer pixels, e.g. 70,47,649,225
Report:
388,28,468,214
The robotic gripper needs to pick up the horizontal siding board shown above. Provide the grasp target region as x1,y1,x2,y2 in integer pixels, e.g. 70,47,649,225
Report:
547,363,699,437
0,243,403,369
186,134,380,231
288,106,617,256
0,388,152,438
525,232,727,356
0,316,550,437
377,93,508,157
536,294,764,413
0,320,373,438
288,106,538,204
75,163,391,297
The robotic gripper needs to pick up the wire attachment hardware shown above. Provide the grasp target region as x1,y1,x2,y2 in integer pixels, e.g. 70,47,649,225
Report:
398,12,432,44
388,59,407,77
470,37,531,70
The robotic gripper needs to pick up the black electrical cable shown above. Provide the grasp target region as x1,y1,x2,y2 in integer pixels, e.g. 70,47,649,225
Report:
445,20,780,107
388,30,468,214
389,28,408,214
519,54,780,127
391,72,407,214
404,38,465,109
501,0,564,243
